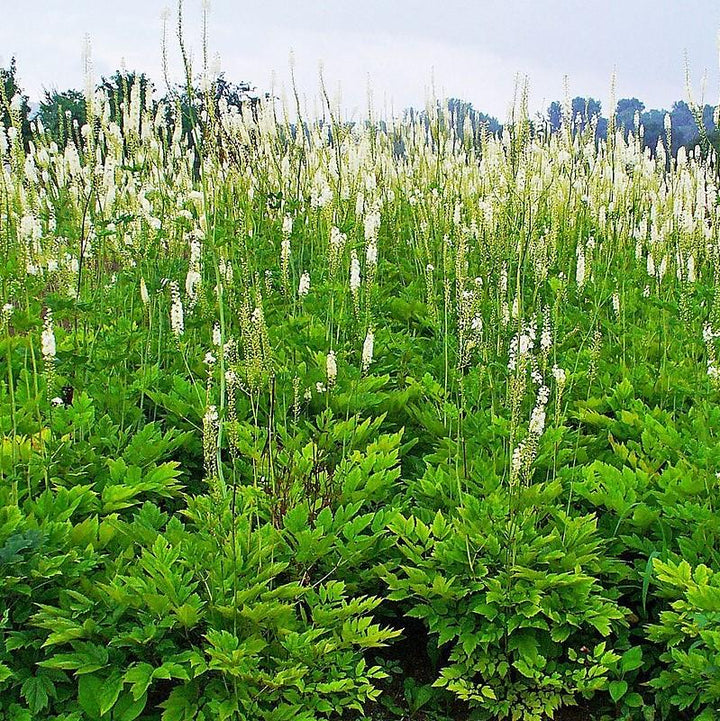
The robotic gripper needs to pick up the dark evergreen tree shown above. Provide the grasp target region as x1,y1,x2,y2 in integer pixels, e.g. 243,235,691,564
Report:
0,57,32,147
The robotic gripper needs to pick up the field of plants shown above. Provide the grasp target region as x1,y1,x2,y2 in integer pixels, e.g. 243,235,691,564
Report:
2,67,720,721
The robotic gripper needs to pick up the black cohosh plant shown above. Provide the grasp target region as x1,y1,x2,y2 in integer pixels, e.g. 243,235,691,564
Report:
4,9,720,718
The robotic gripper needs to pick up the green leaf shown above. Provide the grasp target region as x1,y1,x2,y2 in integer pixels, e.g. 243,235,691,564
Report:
620,646,643,673
175,602,203,628
113,692,147,721
153,662,190,681
39,642,109,675
431,510,447,538
99,672,124,716
642,552,660,610
4,706,32,721
102,484,142,513
21,674,52,715
124,663,154,700
0,662,12,682
78,674,104,718
510,631,541,666
159,683,199,721
609,680,628,702
283,504,309,533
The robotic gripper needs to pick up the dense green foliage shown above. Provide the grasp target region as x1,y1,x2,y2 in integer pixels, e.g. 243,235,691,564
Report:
2,57,720,721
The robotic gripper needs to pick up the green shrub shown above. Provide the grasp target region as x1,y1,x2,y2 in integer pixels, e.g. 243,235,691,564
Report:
382,478,626,720
647,559,720,720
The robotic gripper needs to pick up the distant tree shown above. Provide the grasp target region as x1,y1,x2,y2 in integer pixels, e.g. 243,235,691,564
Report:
640,109,666,153
669,101,698,153
398,99,501,157
615,98,645,135
547,101,562,132
697,104,719,156
546,97,603,137
476,111,502,135
595,116,609,141
571,97,602,131
0,57,31,147
679,104,719,159
38,89,86,144
99,70,155,134
702,104,717,133
155,74,270,171
696,127,720,162
446,97,501,144
213,75,265,114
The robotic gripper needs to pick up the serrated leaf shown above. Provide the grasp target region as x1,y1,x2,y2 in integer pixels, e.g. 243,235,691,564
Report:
99,672,124,715
21,674,52,714
174,602,202,628
153,662,189,681
124,663,154,700
283,505,309,534
159,683,199,721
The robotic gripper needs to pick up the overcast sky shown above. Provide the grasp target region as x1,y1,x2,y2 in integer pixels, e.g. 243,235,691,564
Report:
1,1,719,120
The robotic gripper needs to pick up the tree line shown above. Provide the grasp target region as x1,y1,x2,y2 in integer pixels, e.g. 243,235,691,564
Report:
443,95,718,157
0,57,265,152
2,57,717,157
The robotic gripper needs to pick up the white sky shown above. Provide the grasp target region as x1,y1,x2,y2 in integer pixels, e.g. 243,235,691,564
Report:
1,1,719,120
